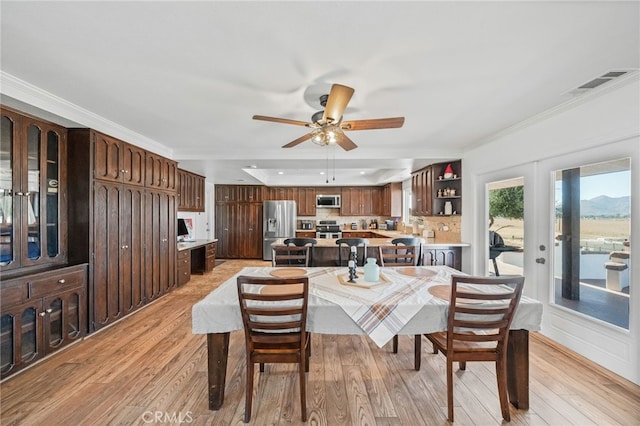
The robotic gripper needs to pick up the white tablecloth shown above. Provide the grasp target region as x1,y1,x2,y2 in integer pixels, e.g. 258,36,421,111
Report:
192,266,543,346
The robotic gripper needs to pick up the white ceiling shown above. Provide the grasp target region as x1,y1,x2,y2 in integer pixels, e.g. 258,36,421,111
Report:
1,1,638,186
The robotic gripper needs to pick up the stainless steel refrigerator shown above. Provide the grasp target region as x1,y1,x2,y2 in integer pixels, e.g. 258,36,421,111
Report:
263,200,297,260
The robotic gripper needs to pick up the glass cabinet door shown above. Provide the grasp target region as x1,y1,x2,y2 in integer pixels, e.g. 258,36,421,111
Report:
0,313,15,376
46,130,60,259
26,123,42,262
0,114,16,266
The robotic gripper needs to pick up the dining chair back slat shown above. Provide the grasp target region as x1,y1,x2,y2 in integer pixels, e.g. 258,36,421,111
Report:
378,244,419,267
272,245,310,267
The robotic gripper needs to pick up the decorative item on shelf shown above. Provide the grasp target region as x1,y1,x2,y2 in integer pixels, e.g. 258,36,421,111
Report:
444,201,453,215
437,188,442,197
363,258,380,282
450,188,456,196
444,164,454,179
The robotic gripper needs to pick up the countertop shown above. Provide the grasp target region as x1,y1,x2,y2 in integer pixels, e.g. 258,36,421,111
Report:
275,233,469,248
177,239,218,251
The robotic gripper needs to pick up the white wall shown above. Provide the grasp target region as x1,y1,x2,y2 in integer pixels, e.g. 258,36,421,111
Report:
461,77,639,384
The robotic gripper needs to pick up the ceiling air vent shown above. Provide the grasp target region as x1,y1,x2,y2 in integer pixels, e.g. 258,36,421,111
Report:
569,70,630,95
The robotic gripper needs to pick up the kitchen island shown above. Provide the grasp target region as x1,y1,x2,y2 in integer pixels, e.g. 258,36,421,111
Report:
273,231,469,269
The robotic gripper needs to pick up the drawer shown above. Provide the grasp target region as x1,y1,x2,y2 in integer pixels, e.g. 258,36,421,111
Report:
177,267,191,286
206,257,216,272
177,250,190,260
177,254,191,269
205,243,216,256
29,268,86,299
0,280,28,308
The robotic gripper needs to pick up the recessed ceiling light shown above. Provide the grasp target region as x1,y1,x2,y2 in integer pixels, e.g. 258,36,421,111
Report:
360,171,366,175
320,171,325,175
277,171,284,175
246,165,257,169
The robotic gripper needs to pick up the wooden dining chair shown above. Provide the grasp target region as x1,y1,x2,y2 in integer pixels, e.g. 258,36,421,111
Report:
391,237,424,266
284,238,317,266
380,243,420,359
272,245,310,267
378,244,419,267
425,275,525,422
236,275,310,423
336,238,369,266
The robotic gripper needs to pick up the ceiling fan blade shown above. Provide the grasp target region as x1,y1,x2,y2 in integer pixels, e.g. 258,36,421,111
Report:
282,132,314,148
253,115,311,127
335,132,358,151
341,117,405,131
322,84,354,124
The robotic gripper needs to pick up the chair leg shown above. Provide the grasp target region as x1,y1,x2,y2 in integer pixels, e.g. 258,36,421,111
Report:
244,359,254,423
392,335,399,353
447,358,454,422
305,333,311,373
414,335,421,371
300,351,307,422
496,357,511,421
459,361,466,370
260,363,265,372
492,257,500,276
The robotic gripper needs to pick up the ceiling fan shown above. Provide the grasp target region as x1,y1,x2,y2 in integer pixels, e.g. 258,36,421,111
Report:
253,84,405,151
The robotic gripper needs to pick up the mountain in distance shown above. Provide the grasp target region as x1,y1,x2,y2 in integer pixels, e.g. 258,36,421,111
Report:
581,195,630,217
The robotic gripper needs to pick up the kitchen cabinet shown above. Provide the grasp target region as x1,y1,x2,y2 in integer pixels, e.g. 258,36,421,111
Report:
0,107,68,274
382,182,402,217
93,131,146,186
215,202,261,259
91,181,146,330
411,166,432,216
341,231,374,238
432,160,462,216
67,128,178,333
144,189,177,300
215,185,263,203
423,247,462,270
340,187,380,216
296,187,316,216
0,263,87,379
296,231,316,238
265,186,298,201
145,152,177,191
178,169,205,212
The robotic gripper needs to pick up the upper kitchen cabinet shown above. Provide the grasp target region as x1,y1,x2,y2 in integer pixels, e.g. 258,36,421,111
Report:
0,107,68,274
296,187,316,216
215,185,264,203
341,187,381,216
432,160,462,216
381,182,402,217
265,186,298,201
411,166,432,216
178,169,205,212
93,131,145,186
145,152,177,191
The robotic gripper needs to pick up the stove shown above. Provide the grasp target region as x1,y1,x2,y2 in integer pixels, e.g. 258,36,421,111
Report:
316,220,342,239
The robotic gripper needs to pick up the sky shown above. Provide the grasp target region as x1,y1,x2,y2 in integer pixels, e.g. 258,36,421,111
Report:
578,170,631,200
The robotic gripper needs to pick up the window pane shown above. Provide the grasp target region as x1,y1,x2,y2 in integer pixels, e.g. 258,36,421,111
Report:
552,158,630,329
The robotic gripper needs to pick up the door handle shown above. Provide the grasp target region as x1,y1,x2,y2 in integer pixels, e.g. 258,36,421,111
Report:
536,257,546,264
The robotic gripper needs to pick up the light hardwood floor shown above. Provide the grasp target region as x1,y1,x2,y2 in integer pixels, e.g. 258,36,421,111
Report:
1,260,639,425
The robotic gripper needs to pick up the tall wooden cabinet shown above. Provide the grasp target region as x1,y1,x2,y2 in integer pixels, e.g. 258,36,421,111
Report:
67,129,177,332
215,185,263,259
341,187,381,216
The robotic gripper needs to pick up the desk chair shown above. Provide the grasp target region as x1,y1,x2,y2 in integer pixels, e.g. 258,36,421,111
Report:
424,275,525,422
237,275,310,422
284,238,317,266
336,238,369,266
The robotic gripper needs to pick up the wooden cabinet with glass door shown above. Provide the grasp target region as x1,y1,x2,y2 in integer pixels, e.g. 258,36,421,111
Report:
1,107,68,275
0,263,87,379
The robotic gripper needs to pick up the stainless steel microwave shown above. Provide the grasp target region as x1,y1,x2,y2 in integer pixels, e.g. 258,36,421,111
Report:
316,194,341,208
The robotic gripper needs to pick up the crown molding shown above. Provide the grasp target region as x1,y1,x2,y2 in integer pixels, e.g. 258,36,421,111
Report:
0,71,173,158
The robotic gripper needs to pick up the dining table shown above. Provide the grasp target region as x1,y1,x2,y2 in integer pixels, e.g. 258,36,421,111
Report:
192,265,543,411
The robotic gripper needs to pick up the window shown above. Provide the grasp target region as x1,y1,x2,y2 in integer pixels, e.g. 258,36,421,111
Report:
552,158,630,329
